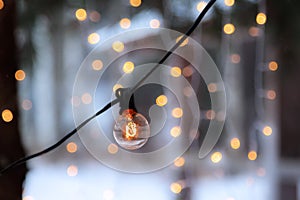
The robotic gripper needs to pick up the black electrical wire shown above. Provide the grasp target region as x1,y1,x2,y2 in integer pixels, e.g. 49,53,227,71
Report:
0,0,216,176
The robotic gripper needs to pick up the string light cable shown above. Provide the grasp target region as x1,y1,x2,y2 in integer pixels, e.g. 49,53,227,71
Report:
0,0,217,176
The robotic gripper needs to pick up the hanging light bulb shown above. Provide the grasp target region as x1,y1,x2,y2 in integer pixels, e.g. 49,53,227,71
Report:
113,109,150,150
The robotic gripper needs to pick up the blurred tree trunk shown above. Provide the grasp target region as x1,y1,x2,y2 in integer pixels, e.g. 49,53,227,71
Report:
0,0,28,199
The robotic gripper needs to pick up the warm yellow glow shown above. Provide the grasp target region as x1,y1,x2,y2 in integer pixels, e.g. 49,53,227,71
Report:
197,1,207,12
130,0,142,7
268,61,278,71
75,9,87,21
248,26,260,37
231,54,241,64
224,0,235,6
125,121,137,138
248,151,257,161
2,109,13,122
170,126,181,138
174,157,185,167
223,23,235,35
88,33,100,44
170,182,182,194
0,0,4,10
81,93,92,104
120,18,131,29
66,142,78,153
15,70,26,81
122,61,134,73
170,66,182,77
113,84,123,92
89,11,101,22
22,99,32,110
183,66,193,77
205,110,216,120
92,59,103,70
230,138,240,150
172,107,183,118
150,19,160,28
23,196,34,200
176,36,189,47
207,83,217,93
263,126,272,136
211,152,222,163
156,95,168,107
112,41,125,52
67,165,78,176
266,90,276,100
107,143,118,154
256,13,267,25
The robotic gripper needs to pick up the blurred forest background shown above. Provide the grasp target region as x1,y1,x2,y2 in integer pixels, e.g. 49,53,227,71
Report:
0,0,300,199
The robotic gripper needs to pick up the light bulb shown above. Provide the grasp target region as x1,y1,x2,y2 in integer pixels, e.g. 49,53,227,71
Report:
113,109,150,150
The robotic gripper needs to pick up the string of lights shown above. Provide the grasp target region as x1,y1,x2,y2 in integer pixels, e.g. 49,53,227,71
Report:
0,0,217,176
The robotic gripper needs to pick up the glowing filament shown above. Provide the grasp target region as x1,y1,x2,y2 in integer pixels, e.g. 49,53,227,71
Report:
125,121,137,139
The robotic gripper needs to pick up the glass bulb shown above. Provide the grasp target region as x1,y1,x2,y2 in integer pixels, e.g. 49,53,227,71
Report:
113,109,150,150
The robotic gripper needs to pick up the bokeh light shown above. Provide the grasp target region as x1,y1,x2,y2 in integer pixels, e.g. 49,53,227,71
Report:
66,142,78,153
211,152,222,163
107,143,118,154
67,165,78,176
112,41,125,52
122,61,135,73
130,0,142,7
113,84,123,93
120,18,131,29
150,19,160,28
182,66,193,77
92,59,103,71
170,66,182,77
75,8,87,21
15,70,26,81
197,1,207,12
172,107,183,118
174,157,185,167
248,26,260,37
230,138,241,150
268,61,278,71
176,36,189,47
89,11,101,22
0,0,4,10
231,54,241,64
170,126,181,138
262,126,273,136
170,182,182,194
266,90,276,100
248,151,257,161
88,33,100,44
2,109,13,122
156,95,168,107
224,0,235,7
224,23,235,35
81,93,92,104
207,83,217,93
256,13,267,25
